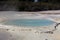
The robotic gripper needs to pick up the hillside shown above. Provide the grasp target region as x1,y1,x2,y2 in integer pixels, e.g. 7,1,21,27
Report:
0,0,60,11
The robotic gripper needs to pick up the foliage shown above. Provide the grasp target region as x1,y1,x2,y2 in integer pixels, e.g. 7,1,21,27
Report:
0,0,60,11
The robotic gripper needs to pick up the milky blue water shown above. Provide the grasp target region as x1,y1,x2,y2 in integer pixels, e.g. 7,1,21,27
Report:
3,19,55,27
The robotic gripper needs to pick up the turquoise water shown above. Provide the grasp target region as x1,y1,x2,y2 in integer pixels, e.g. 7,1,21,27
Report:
3,19,55,27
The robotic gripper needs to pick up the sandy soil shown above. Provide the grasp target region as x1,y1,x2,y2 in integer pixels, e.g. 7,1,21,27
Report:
0,24,59,40
0,11,60,40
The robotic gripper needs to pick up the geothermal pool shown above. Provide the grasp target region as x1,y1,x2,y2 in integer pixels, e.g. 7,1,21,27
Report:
2,19,55,27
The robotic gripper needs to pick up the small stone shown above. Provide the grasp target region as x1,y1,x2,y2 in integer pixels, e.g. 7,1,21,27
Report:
45,39,48,40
